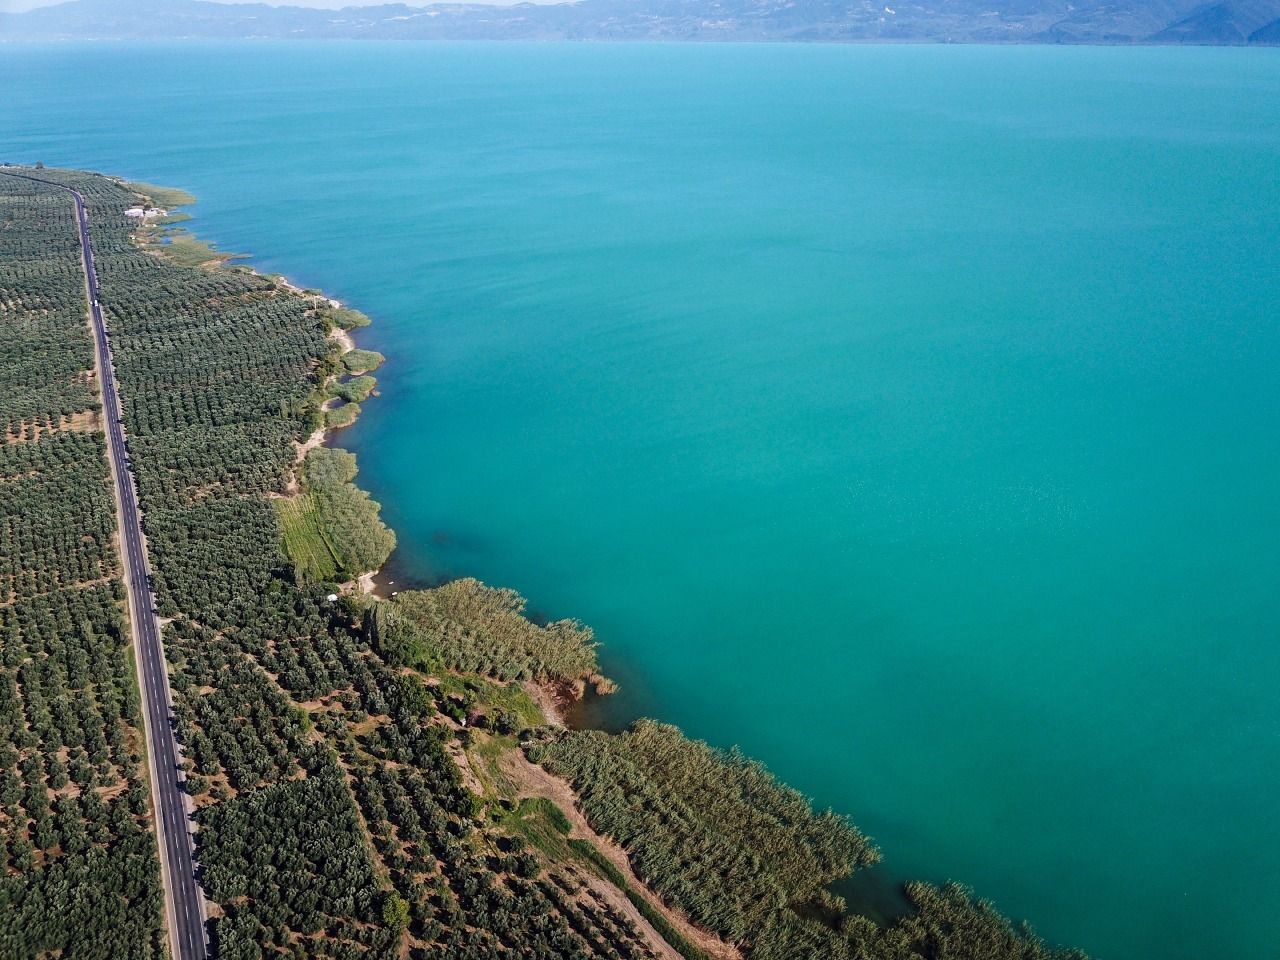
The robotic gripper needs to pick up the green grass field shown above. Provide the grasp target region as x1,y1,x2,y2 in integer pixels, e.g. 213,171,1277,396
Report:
436,673,546,730
500,797,575,861
274,492,340,582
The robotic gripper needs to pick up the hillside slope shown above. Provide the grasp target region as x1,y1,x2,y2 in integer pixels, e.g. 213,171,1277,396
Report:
4,0,1279,43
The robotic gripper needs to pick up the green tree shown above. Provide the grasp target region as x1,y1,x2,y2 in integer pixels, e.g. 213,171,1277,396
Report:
381,892,410,930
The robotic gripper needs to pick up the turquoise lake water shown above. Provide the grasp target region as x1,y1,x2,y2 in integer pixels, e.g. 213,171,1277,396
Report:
4,41,1279,960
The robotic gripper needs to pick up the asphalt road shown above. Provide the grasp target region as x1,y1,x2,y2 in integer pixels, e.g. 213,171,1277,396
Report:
3,171,209,960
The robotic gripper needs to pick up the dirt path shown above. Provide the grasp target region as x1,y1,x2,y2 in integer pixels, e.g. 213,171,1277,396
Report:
580,863,685,960
499,750,742,960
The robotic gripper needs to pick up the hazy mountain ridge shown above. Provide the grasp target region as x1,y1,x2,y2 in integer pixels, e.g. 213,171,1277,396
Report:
3,0,1279,43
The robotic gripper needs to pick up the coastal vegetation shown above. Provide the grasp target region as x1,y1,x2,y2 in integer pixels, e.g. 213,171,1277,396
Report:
0,166,1088,960
323,304,372,330
298,446,396,579
126,180,196,208
342,349,385,375
843,882,1089,960
534,720,877,951
0,171,165,958
144,228,245,269
535,719,1085,959
327,374,377,404
372,579,600,684
326,401,362,429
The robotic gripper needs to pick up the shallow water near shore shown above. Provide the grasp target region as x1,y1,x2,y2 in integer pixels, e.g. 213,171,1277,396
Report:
5,41,1280,960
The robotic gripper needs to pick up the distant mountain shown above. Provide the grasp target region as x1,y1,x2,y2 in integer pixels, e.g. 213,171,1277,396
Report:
1251,14,1280,38
1150,0,1280,42
3,0,1279,43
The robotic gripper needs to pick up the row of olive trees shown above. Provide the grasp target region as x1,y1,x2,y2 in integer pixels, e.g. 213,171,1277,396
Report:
0,171,165,958
0,432,118,604
0,185,99,431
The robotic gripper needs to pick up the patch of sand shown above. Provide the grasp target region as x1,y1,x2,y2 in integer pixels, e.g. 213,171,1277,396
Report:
331,325,355,353
524,680,567,729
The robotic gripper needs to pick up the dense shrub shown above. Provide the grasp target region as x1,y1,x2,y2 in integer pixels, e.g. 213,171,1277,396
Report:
374,578,598,682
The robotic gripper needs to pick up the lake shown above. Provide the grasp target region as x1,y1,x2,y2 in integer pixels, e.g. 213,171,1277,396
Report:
4,40,1278,960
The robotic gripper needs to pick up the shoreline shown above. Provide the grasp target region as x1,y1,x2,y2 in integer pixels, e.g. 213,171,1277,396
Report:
128,176,1078,959
251,236,925,935
142,172,845,826
248,238,755,953
163,206,612,733
128,177,386,601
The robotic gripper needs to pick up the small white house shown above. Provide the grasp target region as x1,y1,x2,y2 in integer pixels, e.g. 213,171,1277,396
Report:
124,206,167,219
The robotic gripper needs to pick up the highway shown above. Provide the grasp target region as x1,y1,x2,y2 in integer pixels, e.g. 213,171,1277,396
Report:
2,171,210,960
